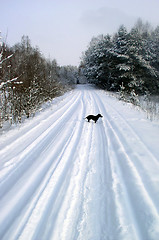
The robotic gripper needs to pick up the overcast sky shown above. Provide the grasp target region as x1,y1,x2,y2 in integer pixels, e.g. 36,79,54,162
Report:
1,0,159,66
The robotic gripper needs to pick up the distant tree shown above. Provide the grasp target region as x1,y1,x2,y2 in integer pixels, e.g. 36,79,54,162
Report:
59,65,78,85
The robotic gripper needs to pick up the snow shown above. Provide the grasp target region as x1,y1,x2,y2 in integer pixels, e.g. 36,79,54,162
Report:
0,54,13,65
0,77,19,89
0,85,159,240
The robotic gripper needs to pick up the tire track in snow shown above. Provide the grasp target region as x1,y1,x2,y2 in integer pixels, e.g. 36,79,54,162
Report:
45,89,102,240
45,89,96,240
16,90,87,240
75,93,97,240
0,88,90,239
0,90,78,151
95,91,159,215
59,124,93,240
54,92,94,240
88,91,137,240
0,91,81,192
75,90,108,240
0,90,83,239
0,91,80,163
102,93,159,166
94,91,159,240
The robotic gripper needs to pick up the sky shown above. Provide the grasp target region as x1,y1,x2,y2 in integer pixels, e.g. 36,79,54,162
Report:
1,0,159,66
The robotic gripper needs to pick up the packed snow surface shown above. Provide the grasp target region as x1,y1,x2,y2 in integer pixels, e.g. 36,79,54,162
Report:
0,85,159,240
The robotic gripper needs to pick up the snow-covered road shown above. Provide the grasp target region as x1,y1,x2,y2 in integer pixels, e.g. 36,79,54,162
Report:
0,85,159,240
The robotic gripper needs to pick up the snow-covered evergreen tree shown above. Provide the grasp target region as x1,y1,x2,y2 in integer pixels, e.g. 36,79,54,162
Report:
81,20,159,95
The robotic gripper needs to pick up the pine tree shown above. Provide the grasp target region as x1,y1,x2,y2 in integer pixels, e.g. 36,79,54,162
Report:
81,20,159,95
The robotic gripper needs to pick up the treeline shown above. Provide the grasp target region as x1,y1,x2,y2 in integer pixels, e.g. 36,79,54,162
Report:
0,35,78,128
81,19,159,96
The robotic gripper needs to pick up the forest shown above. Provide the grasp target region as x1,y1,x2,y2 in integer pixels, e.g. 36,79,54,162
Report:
0,35,78,128
80,19,159,97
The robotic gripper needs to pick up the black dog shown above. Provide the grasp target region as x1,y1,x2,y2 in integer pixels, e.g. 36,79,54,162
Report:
85,114,103,123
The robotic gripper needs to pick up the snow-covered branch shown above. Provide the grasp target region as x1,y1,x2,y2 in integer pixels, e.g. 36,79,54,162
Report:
0,54,13,65
0,77,22,89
